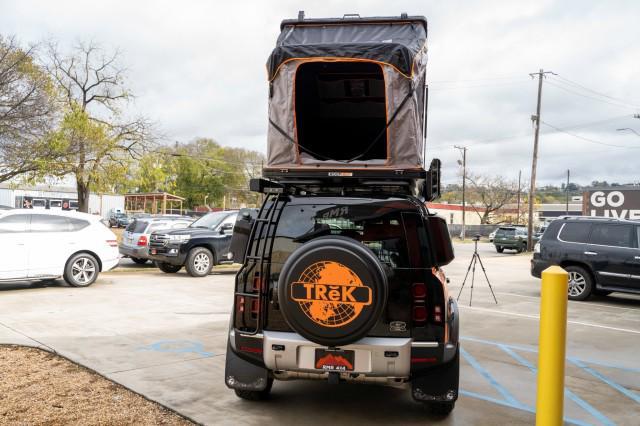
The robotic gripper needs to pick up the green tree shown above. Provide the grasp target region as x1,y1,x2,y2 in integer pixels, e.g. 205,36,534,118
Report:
0,36,57,182
45,41,153,212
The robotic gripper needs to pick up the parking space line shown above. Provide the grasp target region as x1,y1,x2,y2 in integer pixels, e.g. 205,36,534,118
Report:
463,336,640,374
494,291,640,314
570,358,640,405
498,344,614,426
459,347,523,408
458,390,591,426
459,305,640,334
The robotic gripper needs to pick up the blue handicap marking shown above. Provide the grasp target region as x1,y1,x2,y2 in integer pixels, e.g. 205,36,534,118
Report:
460,336,639,426
138,340,215,357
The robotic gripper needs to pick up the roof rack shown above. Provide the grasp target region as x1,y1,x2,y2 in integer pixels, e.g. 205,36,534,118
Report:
255,159,442,201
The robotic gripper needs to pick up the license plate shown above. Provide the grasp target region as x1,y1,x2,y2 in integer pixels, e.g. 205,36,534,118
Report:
151,249,157,255
314,348,354,372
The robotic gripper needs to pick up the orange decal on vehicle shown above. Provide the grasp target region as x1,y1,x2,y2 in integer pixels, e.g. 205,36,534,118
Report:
316,353,354,371
290,261,371,327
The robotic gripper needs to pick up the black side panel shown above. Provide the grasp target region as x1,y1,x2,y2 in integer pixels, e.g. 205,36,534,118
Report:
230,208,259,263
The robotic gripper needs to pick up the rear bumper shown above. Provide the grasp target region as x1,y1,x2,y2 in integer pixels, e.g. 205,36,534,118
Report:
230,329,454,378
118,245,149,259
102,257,120,272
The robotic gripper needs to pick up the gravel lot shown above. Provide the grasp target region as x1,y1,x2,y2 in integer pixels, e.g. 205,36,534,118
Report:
0,346,192,426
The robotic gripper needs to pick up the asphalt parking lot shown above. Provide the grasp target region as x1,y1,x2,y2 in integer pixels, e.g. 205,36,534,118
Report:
1,243,639,425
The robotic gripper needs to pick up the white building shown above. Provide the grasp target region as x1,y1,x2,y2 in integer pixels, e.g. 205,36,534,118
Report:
0,183,124,219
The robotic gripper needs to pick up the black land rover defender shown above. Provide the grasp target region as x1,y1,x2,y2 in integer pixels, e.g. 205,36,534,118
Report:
225,12,458,415
225,179,459,414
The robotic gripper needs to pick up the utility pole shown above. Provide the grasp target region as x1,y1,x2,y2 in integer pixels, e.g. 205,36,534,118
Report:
517,170,522,225
565,169,570,215
527,69,555,251
454,145,468,240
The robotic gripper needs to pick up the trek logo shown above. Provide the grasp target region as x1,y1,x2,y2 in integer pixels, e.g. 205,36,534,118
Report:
290,261,372,327
291,282,372,304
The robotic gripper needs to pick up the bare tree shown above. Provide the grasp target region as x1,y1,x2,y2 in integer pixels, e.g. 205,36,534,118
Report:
45,41,153,211
466,174,517,224
0,36,57,182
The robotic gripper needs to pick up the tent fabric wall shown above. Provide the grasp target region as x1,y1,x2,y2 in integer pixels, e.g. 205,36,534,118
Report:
265,17,428,172
266,51,427,169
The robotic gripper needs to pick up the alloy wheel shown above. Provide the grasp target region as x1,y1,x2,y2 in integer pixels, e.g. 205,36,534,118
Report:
193,253,210,274
72,257,96,285
568,271,586,297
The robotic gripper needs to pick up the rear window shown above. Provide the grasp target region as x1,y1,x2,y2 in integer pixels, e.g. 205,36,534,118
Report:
589,224,634,248
272,202,423,269
559,222,591,243
496,228,515,237
126,219,148,233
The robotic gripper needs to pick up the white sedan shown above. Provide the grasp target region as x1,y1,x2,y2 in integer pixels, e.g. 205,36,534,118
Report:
0,210,119,287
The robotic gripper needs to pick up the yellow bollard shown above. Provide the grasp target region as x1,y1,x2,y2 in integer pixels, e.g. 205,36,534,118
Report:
535,266,569,426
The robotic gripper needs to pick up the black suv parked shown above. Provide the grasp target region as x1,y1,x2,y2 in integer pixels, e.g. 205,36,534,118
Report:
531,216,640,300
148,210,238,277
225,190,459,414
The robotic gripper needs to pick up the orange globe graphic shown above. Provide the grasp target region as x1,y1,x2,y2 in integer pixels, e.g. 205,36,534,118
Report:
296,261,365,327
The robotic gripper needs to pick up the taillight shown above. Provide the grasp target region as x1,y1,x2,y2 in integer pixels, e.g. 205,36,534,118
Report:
137,235,148,246
433,305,443,323
412,282,426,299
413,306,427,323
106,240,117,247
251,299,260,316
252,273,262,292
412,282,427,326
238,296,245,313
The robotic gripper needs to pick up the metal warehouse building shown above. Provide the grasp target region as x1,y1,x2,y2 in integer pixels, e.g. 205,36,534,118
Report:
0,183,124,219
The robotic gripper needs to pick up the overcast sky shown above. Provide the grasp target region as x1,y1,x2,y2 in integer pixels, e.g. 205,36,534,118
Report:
2,0,639,186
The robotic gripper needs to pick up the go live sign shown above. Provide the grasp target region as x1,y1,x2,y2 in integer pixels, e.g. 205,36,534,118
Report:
585,189,640,219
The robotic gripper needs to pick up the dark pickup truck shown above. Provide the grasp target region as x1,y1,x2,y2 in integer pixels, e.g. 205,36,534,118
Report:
148,210,238,277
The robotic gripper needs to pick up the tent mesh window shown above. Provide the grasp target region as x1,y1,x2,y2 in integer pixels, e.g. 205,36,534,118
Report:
294,61,387,162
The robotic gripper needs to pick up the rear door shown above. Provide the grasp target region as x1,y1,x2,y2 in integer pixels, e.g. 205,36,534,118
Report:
587,223,636,289
0,214,31,279
28,214,74,277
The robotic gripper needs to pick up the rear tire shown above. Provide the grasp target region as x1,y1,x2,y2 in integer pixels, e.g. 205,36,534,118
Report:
234,378,273,401
185,247,214,277
156,262,182,273
496,246,504,253
64,253,99,287
565,265,593,301
131,257,148,265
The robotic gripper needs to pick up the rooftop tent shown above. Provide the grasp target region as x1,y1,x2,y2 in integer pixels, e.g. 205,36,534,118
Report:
266,14,428,172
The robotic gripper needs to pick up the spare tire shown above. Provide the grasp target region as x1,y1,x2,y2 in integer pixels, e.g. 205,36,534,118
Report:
277,236,388,347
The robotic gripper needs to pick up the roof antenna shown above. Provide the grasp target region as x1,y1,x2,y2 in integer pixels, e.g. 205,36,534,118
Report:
298,10,305,21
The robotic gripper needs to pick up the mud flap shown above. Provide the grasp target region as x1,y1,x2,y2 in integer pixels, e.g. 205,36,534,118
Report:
411,346,459,402
224,341,270,391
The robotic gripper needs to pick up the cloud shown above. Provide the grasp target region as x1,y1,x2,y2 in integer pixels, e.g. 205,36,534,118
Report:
1,0,639,185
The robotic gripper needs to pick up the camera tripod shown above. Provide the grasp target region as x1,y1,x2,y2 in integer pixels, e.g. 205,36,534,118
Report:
457,236,498,306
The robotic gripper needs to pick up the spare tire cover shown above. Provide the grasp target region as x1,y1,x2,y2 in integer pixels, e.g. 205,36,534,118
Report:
277,236,388,347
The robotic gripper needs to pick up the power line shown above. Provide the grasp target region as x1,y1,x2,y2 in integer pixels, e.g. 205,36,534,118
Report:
540,121,640,149
551,74,640,108
545,80,639,110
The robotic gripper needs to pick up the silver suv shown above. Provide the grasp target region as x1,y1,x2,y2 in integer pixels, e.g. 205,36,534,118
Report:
119,216,193,264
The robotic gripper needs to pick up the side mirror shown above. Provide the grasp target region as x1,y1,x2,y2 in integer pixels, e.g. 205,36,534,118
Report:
423,158,441,202
220,223,234,234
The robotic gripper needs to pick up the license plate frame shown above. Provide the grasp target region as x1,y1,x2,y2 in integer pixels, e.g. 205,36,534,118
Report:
150,249,157,255
314,348,355,372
